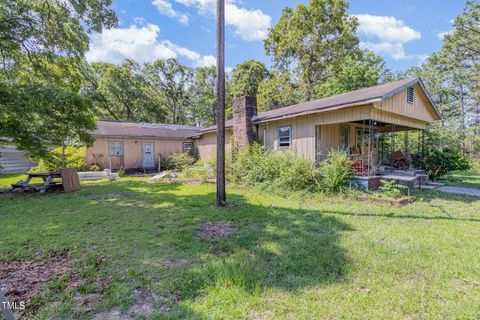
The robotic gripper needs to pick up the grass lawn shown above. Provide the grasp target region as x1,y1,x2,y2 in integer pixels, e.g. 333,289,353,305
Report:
1,176,480,319
443,170,480,189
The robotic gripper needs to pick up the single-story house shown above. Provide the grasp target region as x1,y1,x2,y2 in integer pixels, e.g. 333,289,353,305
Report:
87,78,440,185
86,121,201,170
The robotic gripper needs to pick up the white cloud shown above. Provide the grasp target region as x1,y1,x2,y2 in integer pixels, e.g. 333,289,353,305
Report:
165,0,271,41
86,24,213,67
195,55,216,67
436,30,453,40
152,0,189,25
355,14,421,60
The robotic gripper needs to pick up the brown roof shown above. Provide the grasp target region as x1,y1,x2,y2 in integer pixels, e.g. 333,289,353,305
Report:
91,120,202,139
202,78,440,132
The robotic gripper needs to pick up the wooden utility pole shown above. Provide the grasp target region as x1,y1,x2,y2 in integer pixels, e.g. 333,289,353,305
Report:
216,0,226,206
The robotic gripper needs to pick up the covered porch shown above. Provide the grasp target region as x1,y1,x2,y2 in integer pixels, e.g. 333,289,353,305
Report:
315,119,429,190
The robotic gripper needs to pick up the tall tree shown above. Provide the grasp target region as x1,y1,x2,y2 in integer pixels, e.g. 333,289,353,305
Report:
313,51,386,99
264,0,359,101
191,66,217,126
144,59,193,125
257,72,299,112
0,0,116,156
230,60,269,98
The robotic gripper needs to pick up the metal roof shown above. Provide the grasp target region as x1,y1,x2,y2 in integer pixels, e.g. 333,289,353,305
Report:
91,120,202,139
202,78,440,133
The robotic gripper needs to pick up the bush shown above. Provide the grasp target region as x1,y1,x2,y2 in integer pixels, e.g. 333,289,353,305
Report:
169,153,195,171
30,146,86,172
378,179,407,199
89,164,101,172
424,148,470,180
230,143,317,193
316,150,353,193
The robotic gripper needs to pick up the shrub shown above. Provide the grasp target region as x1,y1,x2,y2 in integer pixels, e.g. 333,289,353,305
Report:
424,148,470,180
316,150,353,193
378,179,407,199
169,153,195,171
89,164,101,172
230,143,316,192
30,146,86,172
118,168,125,177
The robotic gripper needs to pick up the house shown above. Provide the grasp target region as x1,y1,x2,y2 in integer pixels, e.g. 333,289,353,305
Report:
86,121,201,170
87,78,440,187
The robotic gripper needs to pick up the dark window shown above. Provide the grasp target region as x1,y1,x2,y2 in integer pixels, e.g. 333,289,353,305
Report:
407,86,414,104
340,125,350,150
108,141,124,156
183,142,193,154
278,126,291,148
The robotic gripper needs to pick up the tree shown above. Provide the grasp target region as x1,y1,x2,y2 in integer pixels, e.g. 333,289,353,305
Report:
264,0,359,101
191,66,217,126
89,61,165,122
144,59,193,125
0,0,116,157
257,72,299,112
313,51,386,99
230,60,269,98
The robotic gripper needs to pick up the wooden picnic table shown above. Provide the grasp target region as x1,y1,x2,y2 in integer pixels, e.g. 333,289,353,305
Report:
12,172,63,193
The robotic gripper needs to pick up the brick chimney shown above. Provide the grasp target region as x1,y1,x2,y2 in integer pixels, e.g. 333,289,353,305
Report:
232,96,258,149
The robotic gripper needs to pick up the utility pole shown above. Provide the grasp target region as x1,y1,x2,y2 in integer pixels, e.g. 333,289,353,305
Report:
216,0,226,206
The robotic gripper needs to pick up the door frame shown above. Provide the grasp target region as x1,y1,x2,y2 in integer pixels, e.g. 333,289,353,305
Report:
141,142,155,168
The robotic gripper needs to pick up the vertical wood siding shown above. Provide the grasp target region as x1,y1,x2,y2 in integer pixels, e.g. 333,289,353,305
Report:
86,137,191,169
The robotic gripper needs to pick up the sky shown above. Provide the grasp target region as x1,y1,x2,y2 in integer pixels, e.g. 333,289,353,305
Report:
86,0,466,73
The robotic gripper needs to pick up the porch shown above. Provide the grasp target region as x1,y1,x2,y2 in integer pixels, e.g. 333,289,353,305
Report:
315,119,428,191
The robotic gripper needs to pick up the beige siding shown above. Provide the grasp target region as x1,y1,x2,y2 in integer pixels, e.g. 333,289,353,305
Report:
86,137,191,169
195,130,232,162
378,83,439,122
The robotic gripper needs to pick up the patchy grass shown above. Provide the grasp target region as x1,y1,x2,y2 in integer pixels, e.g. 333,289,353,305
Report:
442,169,480,189
0,176,480,319
0,173,44,189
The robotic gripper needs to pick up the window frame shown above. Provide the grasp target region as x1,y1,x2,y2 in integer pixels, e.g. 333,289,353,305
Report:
182,142,193,155
108,141,124,157
277,125,292,148
407,86,414,104
340,125,350,150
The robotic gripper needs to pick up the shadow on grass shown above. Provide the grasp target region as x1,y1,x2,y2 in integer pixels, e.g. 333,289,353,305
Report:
107,182,353,317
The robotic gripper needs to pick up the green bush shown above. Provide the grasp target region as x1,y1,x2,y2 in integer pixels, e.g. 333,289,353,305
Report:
30,146,86,172
378,179,407,199
424,148,470,180
230,143,317,193
316,150,353,193
169,153,195,171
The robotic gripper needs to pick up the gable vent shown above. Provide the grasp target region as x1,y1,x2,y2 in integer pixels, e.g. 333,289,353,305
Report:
407,86,414,104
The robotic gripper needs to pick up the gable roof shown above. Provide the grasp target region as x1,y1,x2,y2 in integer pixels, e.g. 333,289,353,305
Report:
202,78,440,132
91,120,202,139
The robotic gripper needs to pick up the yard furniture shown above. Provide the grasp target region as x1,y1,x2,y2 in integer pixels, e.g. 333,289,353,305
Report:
11,169,80,193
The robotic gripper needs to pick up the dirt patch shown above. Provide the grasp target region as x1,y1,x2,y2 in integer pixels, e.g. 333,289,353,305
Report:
93,308,133,320
197,221,235,240
72,293,102,312
0,256,73,303
92,193,130,199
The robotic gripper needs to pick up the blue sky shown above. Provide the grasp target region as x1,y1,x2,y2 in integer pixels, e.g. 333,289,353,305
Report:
86,0,465,72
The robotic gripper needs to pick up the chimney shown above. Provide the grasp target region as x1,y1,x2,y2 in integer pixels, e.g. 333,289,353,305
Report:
232,96,258,149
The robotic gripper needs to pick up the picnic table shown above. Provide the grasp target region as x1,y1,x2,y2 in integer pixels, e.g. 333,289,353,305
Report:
11,169,80,193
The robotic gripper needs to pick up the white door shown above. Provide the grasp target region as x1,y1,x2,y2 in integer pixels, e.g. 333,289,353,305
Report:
142,142,155,168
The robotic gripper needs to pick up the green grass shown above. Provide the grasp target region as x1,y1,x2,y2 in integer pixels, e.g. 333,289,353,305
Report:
442,168,480,189
0,173,45,188
1,176,480,319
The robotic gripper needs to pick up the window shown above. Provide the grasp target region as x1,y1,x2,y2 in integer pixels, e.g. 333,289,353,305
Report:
278,126,291,148
183,142,193,154
109,141,124,156
340,125,350,150
407,86,414,104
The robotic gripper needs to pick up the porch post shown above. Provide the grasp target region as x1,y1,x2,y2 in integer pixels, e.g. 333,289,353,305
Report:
367,119,372,177
421,129,425,167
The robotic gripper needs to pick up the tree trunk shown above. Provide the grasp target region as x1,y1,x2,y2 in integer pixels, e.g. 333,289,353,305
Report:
459,84,467,157
216,0,226,206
